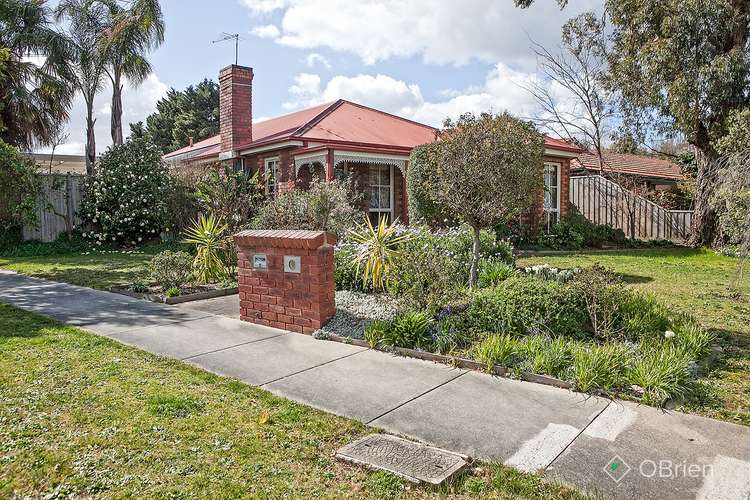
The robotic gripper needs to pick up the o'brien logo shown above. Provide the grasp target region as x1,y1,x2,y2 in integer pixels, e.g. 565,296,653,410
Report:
604,455,632,483
604,456,712,483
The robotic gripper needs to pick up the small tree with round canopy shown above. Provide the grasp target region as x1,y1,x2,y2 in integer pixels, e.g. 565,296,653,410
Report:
409,112,545,287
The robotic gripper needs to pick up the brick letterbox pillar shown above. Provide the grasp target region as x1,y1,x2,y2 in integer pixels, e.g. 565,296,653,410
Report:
234,229,336,334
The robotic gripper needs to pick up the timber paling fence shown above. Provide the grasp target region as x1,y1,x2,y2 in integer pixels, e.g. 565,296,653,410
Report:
22,174,85,242
570,175,693,242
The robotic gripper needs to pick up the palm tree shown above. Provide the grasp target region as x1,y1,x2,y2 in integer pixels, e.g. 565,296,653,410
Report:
0,0,75,151
99,0,164,145
55,0,109,174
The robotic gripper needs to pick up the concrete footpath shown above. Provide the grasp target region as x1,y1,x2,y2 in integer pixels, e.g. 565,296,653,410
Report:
1,269,749,500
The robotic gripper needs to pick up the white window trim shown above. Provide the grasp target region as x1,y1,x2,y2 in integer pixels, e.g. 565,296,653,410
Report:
265,157,279,196
368,164,394,221
543,162,561,228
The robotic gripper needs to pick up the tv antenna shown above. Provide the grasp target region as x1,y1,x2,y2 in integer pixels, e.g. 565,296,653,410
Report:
212,32,240,65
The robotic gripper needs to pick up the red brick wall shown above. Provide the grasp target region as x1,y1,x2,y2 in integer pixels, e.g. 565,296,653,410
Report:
235,230,336,334
219,65,253,156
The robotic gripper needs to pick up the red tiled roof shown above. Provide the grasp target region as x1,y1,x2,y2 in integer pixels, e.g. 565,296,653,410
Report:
297,101,436,148
544,136,582,153
164,100,582,159
572,152,683,181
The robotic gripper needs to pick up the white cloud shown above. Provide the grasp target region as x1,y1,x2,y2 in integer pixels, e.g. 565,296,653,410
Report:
251,24,281,39
241,0,290,14
283,63,546,127
244,0,603,66
305,52,331,70
35,73,169,155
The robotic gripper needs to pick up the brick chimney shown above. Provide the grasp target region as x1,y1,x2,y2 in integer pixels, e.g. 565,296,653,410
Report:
219,65,253,160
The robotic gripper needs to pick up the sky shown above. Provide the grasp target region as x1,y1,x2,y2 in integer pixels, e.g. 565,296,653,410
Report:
42,0,605,155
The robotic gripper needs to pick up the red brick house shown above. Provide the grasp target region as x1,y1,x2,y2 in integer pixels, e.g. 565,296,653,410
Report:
164,65,581,227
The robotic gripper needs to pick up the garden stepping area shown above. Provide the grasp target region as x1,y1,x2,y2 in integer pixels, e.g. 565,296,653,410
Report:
1,270,750,500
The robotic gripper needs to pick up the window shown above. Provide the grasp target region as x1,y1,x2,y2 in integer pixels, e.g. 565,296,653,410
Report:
368,164,392,225
265,157,278,197
543,163,561,231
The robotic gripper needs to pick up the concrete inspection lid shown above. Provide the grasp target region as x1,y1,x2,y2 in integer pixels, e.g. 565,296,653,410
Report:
335,434,470,485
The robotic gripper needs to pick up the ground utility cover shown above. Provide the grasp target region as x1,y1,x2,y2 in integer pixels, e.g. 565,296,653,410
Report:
336,434,469,485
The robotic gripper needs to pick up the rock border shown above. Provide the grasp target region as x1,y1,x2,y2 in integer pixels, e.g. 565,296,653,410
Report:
109,285,238,305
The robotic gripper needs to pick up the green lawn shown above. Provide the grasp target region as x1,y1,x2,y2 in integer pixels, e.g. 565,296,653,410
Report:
0,249,158,290
520,247,750,426
0,304,585,499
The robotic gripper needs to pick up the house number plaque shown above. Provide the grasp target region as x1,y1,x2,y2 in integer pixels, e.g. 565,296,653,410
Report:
253,254,268,270
283,255,301,273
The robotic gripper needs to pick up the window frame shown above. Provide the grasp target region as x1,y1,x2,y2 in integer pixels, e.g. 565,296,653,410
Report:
543,162,561,231
368,164,394,223
264,157,279,197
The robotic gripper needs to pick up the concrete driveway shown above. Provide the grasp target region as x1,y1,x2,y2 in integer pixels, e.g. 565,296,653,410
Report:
1,270,749,500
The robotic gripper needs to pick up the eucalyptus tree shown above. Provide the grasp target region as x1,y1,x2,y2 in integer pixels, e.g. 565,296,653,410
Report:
0,0,75,150
99,0,164,145
55,0,109,174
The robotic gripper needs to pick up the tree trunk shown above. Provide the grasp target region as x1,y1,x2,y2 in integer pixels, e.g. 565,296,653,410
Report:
469,225,481,288
687,143,720,247
111,69,123,146
85,101,96,176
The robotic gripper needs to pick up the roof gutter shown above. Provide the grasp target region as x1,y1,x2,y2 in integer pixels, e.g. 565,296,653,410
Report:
237,140,305,156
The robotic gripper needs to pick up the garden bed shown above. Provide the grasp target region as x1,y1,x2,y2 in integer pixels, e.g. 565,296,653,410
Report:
110,283,238,305
329,224,718,409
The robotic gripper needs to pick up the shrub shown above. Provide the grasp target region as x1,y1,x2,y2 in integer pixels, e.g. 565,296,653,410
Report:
431,314,475,355
673,320,715,360
149,250,193,290
249,177,361,238
165,287,181,298
472,334,518,372
466,276,587,338
364,320,389,348
79,138,172,246
183,214,233,283
380,311,432,349
195,165,264,232
478,260,515,288
571,265,627,341
447,226,515,268
572,343,631,392
618,291,673,342
388,227,467,312
518,336,575,379
334,244,368,292
534,209,626,250
629,346,692,406
0,140,41,231
348,217,410,291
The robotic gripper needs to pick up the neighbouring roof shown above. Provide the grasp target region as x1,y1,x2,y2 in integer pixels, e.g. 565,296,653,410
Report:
571,152,683,181
28,153,88,174
164,100,581,161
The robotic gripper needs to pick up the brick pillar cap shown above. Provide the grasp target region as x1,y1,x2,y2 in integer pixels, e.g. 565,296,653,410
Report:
234,229,336,249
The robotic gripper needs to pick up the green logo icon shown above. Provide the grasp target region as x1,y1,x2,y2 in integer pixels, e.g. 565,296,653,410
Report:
604,455,631,483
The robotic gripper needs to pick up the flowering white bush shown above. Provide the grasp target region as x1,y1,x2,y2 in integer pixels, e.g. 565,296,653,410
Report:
522,264,578,283
79,138,171,246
